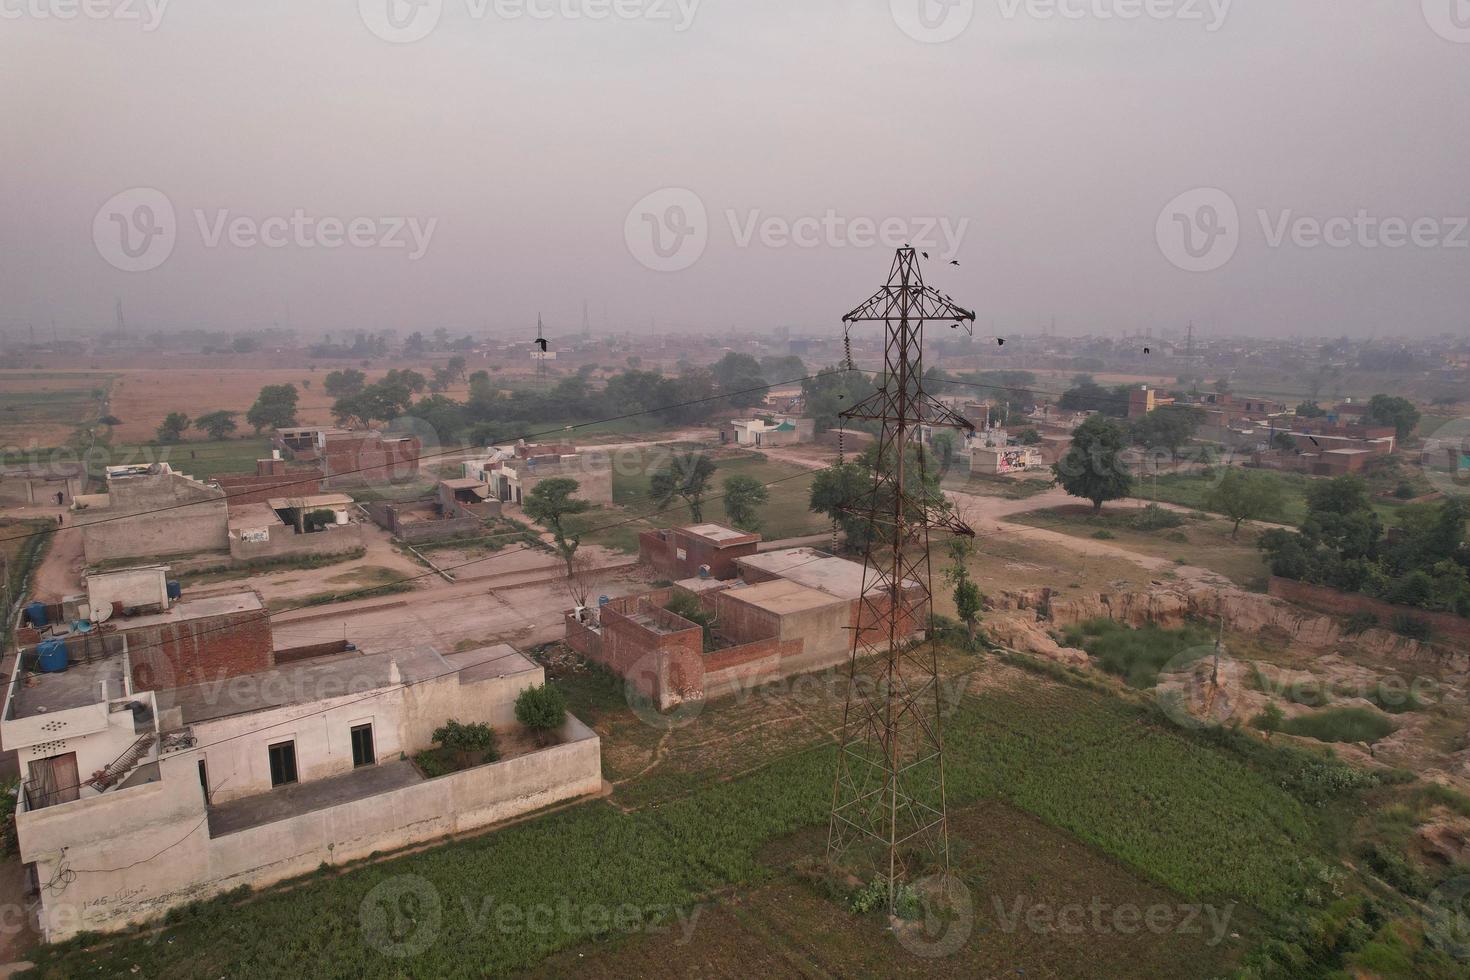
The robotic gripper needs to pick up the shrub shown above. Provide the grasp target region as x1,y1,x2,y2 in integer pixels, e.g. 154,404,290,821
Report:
1091,529,1116,540
1389,614,1432,642
1132,504,1185,531
1343,610,1379,636
1282,707,1395,744
1063,619,1213,689
429,719,499,769
515,683,568,745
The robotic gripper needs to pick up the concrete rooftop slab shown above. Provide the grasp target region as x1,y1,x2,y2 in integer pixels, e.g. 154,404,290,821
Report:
207,759,422,837
11,657,127,718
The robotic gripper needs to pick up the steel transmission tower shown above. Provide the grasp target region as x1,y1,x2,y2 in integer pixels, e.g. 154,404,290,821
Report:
827,246,977,908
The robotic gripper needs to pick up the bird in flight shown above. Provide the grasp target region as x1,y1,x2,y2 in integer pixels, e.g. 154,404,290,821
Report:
533,338,549,352
922,251,930,259
950,260,960,266
1143,347,1152,354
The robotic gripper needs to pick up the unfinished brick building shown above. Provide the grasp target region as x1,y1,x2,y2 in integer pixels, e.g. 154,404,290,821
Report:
637,523,761,581
565,546,925,711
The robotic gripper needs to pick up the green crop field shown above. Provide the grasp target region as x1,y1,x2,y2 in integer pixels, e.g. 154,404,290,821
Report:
563,447,827,553
30,647,1443,980
104,436,273,480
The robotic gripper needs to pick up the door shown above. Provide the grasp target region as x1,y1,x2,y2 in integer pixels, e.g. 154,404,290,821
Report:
29,753,79,808
268,741,298,787
350,724,375,768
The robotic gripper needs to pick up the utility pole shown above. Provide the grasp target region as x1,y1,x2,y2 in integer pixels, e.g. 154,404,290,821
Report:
827,247,977,911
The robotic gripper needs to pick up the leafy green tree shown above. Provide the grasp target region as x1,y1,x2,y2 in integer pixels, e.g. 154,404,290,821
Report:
1255,701,1285,742
1295,400,1327,418
650,452,717,522
721,475,769,532
759,355,806,381
156,412,190,444
1052,415,1133,513
410,395,468,443
524,477,592,576
1130,406,1204,457
514,683,567,746
430,720,498,768
1365,394,1422,442
1302,475,1382,560
446,355,467,383
711,352,768,408
1206,469,1287,538
323,368,367,398
808,442,947,553
246,384,299,433
801,366,879,433
944,537,983,643
194,410,237,441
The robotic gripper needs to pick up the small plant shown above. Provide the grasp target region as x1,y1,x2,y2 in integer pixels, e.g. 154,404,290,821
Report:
1091,529,1116,540
1389,614,1432,642
1253,701,1285,742
1132,503,1184,532
428,719,499,770
514,683,568,746
1343,610,1379,636
1281,707,1395,744
849,877,888,915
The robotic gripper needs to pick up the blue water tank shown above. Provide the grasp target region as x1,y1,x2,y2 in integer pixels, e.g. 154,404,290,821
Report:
37,638,68,673
598,595,610,607
166,580,182,601
24,602,48,628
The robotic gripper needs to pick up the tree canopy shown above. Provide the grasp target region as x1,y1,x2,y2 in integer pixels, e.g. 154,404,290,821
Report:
1052,415,1133,513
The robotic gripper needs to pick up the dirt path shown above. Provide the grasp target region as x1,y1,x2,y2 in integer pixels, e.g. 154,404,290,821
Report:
26,511,81,602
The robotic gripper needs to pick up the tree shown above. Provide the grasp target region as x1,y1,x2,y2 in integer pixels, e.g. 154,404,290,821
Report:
156,412,190,444
430,720,498,768
524,477,592,577
1052,414,1133,513
944,537,983,643
446,355,467,383
711,352,768,408
246,384,299,433
808,442,947,553
1365,394,1422,442
721,475,769,532
323,369,367,398
650,452,716,522
801,366,879,433
1256,701,1285,742
1295,400,1327,418
514,684,567,746
194,410,238,441
1206,469,1287,538
1129,406,1204,458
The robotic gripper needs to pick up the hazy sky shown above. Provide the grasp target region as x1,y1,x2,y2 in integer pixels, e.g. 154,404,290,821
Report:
2,1,1468,340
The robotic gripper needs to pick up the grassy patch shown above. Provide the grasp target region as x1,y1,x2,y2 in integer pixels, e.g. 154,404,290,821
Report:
1062,618,1215,689
107,436,273,480
1282,707,1397,744
174,549,365,587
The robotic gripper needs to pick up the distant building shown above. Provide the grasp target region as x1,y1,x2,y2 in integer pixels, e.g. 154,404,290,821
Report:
723,415,816,447
971,446,1044,475
638,523,761,581
0,461,84,507
463,443,613,506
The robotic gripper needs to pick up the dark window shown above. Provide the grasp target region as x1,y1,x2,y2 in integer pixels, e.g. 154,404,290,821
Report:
268,741,297,787
350,724,375,768
198,759,209,802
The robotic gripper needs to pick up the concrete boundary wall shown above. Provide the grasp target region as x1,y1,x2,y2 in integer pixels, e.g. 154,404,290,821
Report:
20,715,602,940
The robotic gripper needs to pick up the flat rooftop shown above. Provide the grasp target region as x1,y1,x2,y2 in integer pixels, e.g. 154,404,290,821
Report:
725,578,844,616
116,591,264,631
174,652,397,725
683,523,760,546
736,548,917,600
228,503,283,532
11,656,127,719
208,759,423,837
265,493,354,510
439,478,486,490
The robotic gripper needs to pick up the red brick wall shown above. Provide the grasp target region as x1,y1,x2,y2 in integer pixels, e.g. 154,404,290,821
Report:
215,470,324,507
637,530,758,581
1268,577,1470,650
127,609,275,692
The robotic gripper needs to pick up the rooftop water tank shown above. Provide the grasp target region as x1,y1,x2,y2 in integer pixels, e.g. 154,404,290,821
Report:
37,638,68,673
166,580,182,601
24,602,48,628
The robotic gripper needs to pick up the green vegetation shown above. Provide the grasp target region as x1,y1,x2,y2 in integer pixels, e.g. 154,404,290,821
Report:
663,591,717,651
719,474,768,532
523,476,592,576
514,684,568,745
174,548,366,587
1062,618,1214,688
246,383,299,433
1259,478,1470,618
1281,707,1396,744
648,451,716,523
415,720,500,776
1052,414,1133,513
810,441,947,552
107,436,272,480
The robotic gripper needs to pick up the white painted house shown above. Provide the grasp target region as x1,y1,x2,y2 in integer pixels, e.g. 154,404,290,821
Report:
4,643,602,941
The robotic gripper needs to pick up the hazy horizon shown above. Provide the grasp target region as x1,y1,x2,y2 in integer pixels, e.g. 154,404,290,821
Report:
4,1,1469,340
